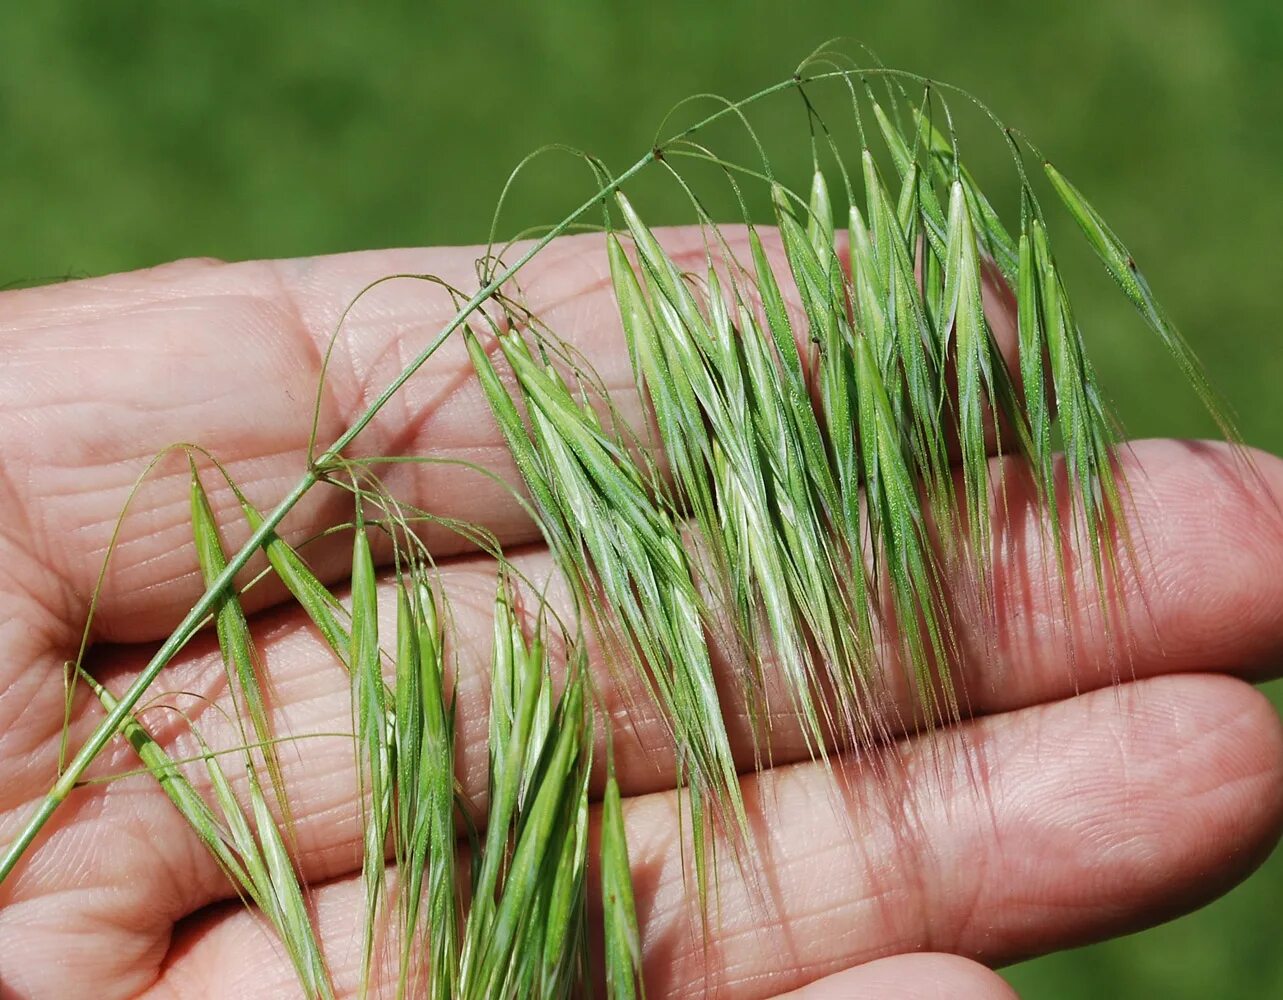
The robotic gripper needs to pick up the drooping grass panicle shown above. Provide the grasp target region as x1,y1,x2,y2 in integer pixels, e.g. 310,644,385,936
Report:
1,53,1238,1000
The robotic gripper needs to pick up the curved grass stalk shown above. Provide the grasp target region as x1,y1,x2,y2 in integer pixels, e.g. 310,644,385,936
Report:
0,124,664,883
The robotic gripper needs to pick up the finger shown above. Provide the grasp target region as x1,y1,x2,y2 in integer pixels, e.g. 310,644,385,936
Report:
630,675,1283,996
146,910,1021,1000
142,887,366,1000
0,228,1019,644
145,909,1021,1000
137,674,1283,1000
5,437,1283,993
768,954,1019,1000
0,235,649,643
56,437,1283,812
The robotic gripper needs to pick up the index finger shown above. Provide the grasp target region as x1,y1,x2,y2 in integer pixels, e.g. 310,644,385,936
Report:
0,225,1018,645
0,231,692,642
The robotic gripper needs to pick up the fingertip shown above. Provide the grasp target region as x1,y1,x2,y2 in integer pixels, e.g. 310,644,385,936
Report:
1090,439,1283,680
1042,674,1283,938
1179,675,1283,871
773,953,1018,999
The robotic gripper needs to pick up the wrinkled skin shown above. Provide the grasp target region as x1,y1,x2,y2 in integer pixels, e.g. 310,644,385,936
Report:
0,230,1281,999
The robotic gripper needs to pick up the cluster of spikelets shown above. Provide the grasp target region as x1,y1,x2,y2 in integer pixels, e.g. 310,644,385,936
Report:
0,54,1232,999
79,466,644,999
463,74,1228,893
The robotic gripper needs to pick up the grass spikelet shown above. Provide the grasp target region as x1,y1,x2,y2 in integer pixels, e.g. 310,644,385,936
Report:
602,765,645,999
1043,160,1232,435
392,569,458,1000
465,582,549,954
349,503,392,998
189,462,334,992
774,182,860,531
1030,215,1124,606
246,766,331,997
1016,216,1052,486
485,669,583,989
912,105,1019,282
851,333,954,724
79,672,252,893
860,151,954,523
535,722,592,996
242,500,351,663
943,179,1000,610
189,462,291,824
81,676,333,998
870,96,948,260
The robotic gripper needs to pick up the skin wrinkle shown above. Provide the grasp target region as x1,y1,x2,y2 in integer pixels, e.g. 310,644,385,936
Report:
0,302,319,636
0,665,69,792
0,479,81,638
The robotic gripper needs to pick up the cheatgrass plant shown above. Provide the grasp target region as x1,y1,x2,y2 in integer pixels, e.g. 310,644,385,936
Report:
0,42,1242,997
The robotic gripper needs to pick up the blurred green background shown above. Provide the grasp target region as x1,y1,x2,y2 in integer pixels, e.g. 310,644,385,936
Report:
2,1,1280,995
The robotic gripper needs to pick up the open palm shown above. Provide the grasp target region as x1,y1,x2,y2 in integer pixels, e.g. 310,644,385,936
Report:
1,231,1281,999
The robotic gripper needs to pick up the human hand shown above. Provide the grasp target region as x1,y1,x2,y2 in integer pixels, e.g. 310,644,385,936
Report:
0,231,1280,998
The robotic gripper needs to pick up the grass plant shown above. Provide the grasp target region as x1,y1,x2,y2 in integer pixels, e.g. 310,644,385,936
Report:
0,44,1235,996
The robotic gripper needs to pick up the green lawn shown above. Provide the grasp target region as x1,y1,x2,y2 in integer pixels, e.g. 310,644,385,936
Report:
3,2,1280,995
